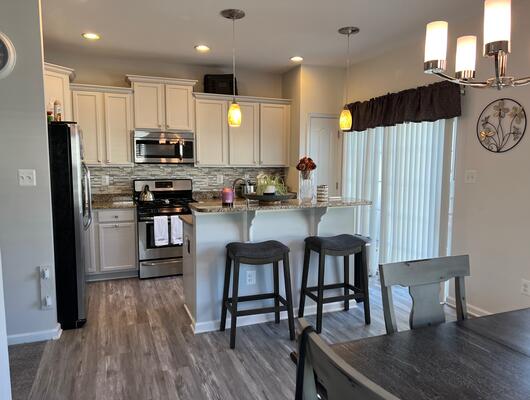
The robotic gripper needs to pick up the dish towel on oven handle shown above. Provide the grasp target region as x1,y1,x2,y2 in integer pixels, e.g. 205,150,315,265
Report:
154,215,169,246
170,215,183,245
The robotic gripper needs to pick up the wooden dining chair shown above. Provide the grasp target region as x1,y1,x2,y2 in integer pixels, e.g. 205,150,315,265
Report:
294,318,399,400
379,255,470,334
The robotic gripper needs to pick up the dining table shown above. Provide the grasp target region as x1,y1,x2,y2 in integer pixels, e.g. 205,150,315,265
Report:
332,308,530,400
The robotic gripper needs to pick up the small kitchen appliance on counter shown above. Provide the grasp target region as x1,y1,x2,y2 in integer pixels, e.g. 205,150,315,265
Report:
134,179,194,279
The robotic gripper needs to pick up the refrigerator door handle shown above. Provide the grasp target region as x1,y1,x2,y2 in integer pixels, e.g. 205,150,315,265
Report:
83,163,93,230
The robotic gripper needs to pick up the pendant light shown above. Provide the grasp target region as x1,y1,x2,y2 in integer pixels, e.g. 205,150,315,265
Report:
338,26,359,132
221,9,245,128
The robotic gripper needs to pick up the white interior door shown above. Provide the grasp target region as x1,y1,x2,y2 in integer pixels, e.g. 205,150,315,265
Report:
309,115,342,196
0,251,13,400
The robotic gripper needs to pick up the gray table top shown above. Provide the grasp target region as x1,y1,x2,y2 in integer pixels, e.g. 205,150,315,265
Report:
333,308,530,400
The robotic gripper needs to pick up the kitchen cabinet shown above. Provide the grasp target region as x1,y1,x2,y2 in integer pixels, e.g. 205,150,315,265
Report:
195,98,228,166
84,209,137,280
182,218,196,319
72,84,133,165
260,103,290,166
98,222,136,272
193,93,291,167
43,63,74,121
127,75,197,131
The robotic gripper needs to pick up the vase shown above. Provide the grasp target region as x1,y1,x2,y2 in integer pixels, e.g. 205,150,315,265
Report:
299,171,315,203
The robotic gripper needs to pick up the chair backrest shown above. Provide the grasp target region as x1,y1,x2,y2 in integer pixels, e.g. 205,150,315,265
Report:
379,255,470,334
295,319,399,400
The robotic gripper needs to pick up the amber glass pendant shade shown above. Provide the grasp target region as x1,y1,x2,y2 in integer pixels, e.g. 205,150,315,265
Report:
228,101,242,127
339,106,352,131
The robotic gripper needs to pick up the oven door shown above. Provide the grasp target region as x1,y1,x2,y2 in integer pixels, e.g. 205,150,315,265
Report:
138,220,183,261
134,133,194,164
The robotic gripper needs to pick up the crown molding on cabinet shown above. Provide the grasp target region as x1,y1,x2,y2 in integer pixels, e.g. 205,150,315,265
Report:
44,62,75,81
193,92,291,105
70,83,133,94
126,74,197,86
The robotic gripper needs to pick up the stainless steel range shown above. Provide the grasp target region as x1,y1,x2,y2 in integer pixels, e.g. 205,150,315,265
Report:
134,179,194,279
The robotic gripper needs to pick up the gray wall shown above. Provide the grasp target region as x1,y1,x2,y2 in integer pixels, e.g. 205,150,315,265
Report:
0,1,58,339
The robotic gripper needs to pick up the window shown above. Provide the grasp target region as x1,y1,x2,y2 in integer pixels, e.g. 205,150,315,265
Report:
342,119,456,273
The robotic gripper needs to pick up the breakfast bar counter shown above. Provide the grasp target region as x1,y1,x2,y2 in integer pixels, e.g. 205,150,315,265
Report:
183,198,371,334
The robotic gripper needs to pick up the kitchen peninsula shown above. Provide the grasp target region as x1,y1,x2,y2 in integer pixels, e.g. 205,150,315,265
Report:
181,199,371,333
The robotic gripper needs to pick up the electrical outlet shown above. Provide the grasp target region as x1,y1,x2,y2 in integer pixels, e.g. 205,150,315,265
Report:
464,169,478,184
101,175,110,186
244,173,250,180
521,279,530,297
216,174,224,184
18,169,36,186
246,270,256,285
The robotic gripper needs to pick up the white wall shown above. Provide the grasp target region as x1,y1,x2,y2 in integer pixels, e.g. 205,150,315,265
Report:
0,0,59,342
44,46,283,98
347,0,530,314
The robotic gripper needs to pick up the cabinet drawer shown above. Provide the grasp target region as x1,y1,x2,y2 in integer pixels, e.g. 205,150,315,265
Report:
98,209,135,223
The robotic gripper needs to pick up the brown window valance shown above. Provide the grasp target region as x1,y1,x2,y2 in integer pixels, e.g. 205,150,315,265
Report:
347,81,461,132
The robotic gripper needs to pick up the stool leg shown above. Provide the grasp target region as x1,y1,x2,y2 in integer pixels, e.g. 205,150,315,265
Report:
344,255,350,311
298,246,311,318
230,259,240,349
220,255,232,331
273,261,280,324
316,252,325,334
354,252,363,303
282,254,295,341
361,246,371,325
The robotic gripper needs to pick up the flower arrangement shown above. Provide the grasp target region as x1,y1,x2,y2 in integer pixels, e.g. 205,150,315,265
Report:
296,156,317,179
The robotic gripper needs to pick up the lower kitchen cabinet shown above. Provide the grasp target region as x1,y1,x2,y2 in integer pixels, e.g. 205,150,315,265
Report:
84,209,138,281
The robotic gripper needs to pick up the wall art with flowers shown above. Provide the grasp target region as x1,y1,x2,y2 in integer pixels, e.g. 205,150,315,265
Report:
477,98,526,153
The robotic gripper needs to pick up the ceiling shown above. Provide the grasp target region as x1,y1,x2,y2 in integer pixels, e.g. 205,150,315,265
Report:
42,0,482,73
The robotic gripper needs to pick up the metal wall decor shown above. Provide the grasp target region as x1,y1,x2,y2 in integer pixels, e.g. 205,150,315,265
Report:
477,98,526,153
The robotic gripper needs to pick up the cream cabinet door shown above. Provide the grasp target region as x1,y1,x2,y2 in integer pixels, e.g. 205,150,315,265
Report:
132,82,164,129
104,93,132,164
44,70,72,121
98,222,136,272
260,104,290,166
195,99,228,166
73,91,105,164
228,102,259,166
165,84,194,131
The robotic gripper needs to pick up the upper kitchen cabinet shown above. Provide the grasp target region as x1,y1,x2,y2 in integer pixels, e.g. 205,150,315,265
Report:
43,63,74,121
72,84,133,165
260,104,290,166
194,93,290,167
126,75,197,131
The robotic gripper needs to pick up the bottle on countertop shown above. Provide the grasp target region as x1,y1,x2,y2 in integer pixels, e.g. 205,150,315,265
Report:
46,101,54,123
53,100,62,122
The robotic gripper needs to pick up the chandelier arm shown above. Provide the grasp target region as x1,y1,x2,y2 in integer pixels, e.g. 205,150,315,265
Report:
513,77,530,87
432,71,489,88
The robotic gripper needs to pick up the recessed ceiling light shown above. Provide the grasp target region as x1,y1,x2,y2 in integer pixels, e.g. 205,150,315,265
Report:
194,44,211,53
82,32,100,40
290,56,304,62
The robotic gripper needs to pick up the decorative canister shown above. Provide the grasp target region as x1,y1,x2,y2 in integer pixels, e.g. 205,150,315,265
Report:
317,185,329,203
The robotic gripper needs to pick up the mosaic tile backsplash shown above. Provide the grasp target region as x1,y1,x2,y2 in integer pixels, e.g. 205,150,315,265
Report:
89,165,287,194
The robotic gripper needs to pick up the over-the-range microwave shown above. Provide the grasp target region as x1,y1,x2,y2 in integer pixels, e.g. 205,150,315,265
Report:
133,131,194,164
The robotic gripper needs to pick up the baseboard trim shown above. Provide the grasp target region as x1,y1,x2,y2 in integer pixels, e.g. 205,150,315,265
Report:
86,269,138,282
7,323,62,345
192,301,356,334
446,296,491,317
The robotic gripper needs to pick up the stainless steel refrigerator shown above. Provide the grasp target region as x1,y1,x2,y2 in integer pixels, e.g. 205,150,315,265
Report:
48,122,92,329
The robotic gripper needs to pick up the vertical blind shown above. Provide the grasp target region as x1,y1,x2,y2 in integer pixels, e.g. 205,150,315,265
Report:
343,119,448,272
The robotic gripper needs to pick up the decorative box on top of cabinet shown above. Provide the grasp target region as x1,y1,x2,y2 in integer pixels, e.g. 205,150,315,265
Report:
126,75,197,132
71,84,133,166
44,62,75,121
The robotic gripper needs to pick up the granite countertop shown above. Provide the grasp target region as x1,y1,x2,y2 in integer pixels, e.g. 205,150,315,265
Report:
189,198,371,213
179,215,194,225
92,194,135,209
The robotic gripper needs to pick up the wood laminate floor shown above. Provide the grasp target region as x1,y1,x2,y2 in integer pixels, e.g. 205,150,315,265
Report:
26,276,456,400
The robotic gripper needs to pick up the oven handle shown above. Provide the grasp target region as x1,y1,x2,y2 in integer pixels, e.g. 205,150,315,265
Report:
142,259,182,267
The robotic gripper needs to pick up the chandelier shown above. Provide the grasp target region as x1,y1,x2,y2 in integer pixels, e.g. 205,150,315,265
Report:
424,0,529,89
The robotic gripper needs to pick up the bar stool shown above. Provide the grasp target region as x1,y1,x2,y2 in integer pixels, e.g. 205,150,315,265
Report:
298,234,371,333
220,240,296,349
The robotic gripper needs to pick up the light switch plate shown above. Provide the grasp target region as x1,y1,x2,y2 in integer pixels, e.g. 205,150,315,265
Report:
216,174,224,184
246,270,256,285
521,279,530,297
101,175,110,186
464,169,477,184
18,169,36,186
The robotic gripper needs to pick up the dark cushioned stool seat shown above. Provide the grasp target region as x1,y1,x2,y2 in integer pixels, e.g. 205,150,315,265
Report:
305,234,368,253
226,240,289,260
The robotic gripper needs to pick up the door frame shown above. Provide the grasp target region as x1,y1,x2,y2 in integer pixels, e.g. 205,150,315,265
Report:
306,113,343,194
0,251,13,400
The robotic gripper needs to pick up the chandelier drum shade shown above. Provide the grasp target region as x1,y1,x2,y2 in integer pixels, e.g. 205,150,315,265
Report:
424,0,530,89
221,9,245,127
